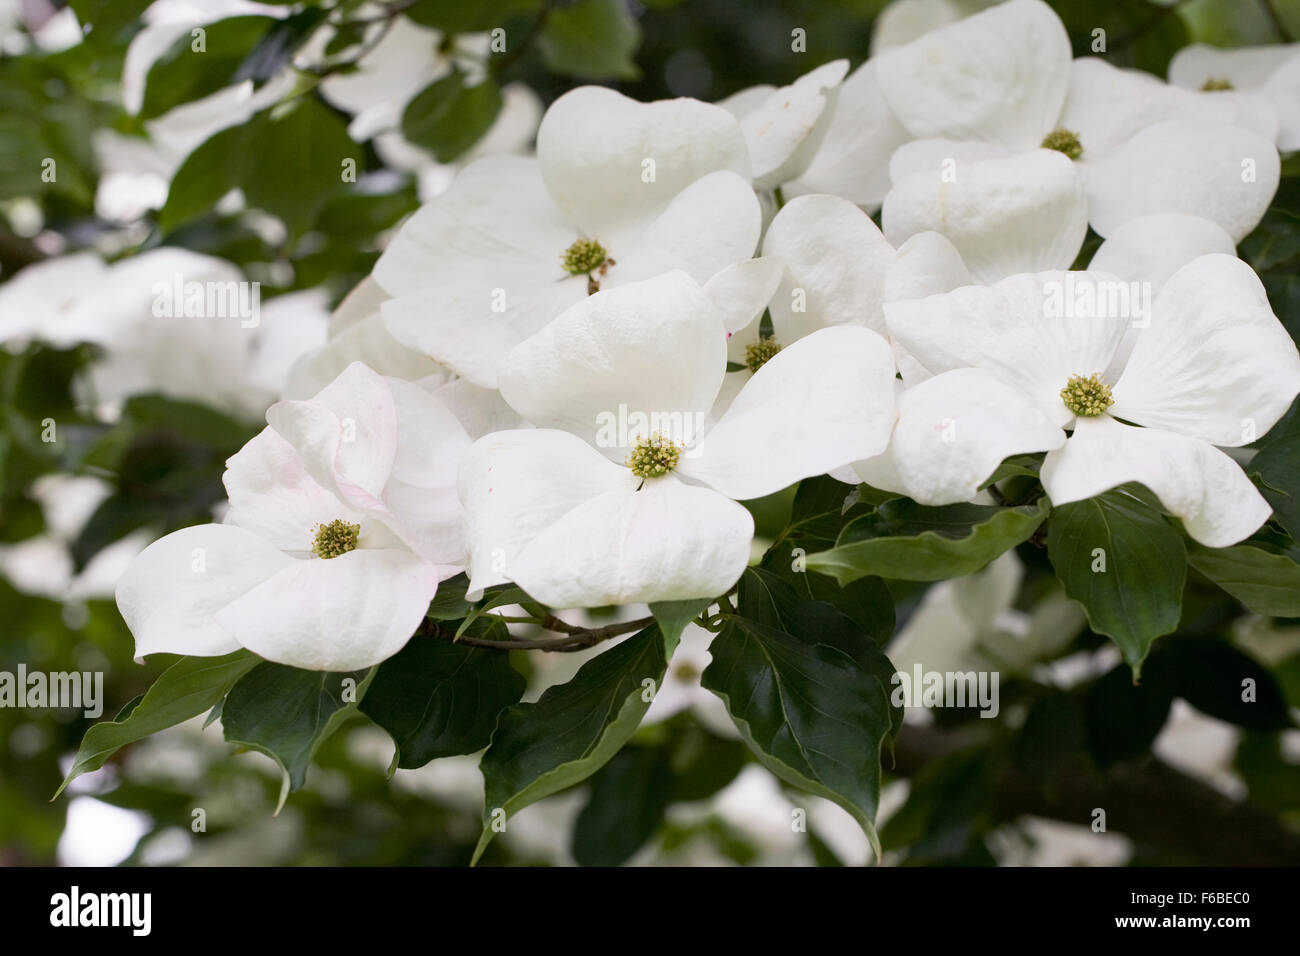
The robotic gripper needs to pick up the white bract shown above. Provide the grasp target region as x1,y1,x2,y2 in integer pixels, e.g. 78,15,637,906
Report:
721,59,851,192
876,0,1281,241
1169,42,1300,151
373,86,762,389
457,270,898,607
116,363,470,670
783,60,913,209
884,257,1300,545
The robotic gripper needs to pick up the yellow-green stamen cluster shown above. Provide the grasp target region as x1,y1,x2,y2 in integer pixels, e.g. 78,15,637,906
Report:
561,238,609,276
626,433,682,479
1201,77,1234,91
1041,127,1083,160
1060,373,1114,417
312,519,360,559
745,336,782,374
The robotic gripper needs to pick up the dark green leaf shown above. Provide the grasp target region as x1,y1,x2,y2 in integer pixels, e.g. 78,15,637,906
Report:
1249,395,1300,540
571,744,672,866
67,0,152,49
161,96,356,238
406,0,539,32
472,623,674,863
1147,637,1292,732
424,573,475,620
1049,0,1189,76
701,568,899,857
1236,731,1300,813
71,394,257,569
539,0,641,80
234,8,330,86
1084,664,1172,768
1048,485,1185,673
1188,543,1300,617
807,497,1048,585
667,723,748,801
360,632,525,770
402,73,503,163
141,17,274,119
56,651,260,798
453,585,531,639
222,662,370,808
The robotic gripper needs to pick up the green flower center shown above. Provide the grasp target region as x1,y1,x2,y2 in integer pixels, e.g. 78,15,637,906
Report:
562,238,609,276
1041,127,1083,160
1060,373,1113,418
626,433,682,480
312,519,360,559
1200,77,1234,91
745,336,782,374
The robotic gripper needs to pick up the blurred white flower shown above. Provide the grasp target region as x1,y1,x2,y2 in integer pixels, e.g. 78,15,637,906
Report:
887,552,1084,692
642,623,738,739
1153,699,1244,799
0,248,330,420
989,816,1133,866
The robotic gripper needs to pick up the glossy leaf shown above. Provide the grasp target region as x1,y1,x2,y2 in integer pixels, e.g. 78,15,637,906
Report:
1048,485,1185,673
402,73,503,163
56,651,260,798
472,623,674,864
1188,543,1300,618
807,497,1049,585
701,568,899,858
222,662,371,809
360,630,525,770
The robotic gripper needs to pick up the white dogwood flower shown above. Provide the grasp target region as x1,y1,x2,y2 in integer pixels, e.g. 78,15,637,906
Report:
317,15,476,142
1169,42,1300,151
756,181,1084,414
876,0,1280,241
0,247,327,420
373,86,761,388
887,552,1084,681
883,211,1240,389
457,270,898,607
116,363,470,670
884,257,1300,545
854,367,1065,505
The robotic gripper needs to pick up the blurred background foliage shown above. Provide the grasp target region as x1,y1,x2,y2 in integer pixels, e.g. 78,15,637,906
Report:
1,0,1299,866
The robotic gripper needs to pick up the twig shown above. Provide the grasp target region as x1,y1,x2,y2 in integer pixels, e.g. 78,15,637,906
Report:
419,613,656,652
